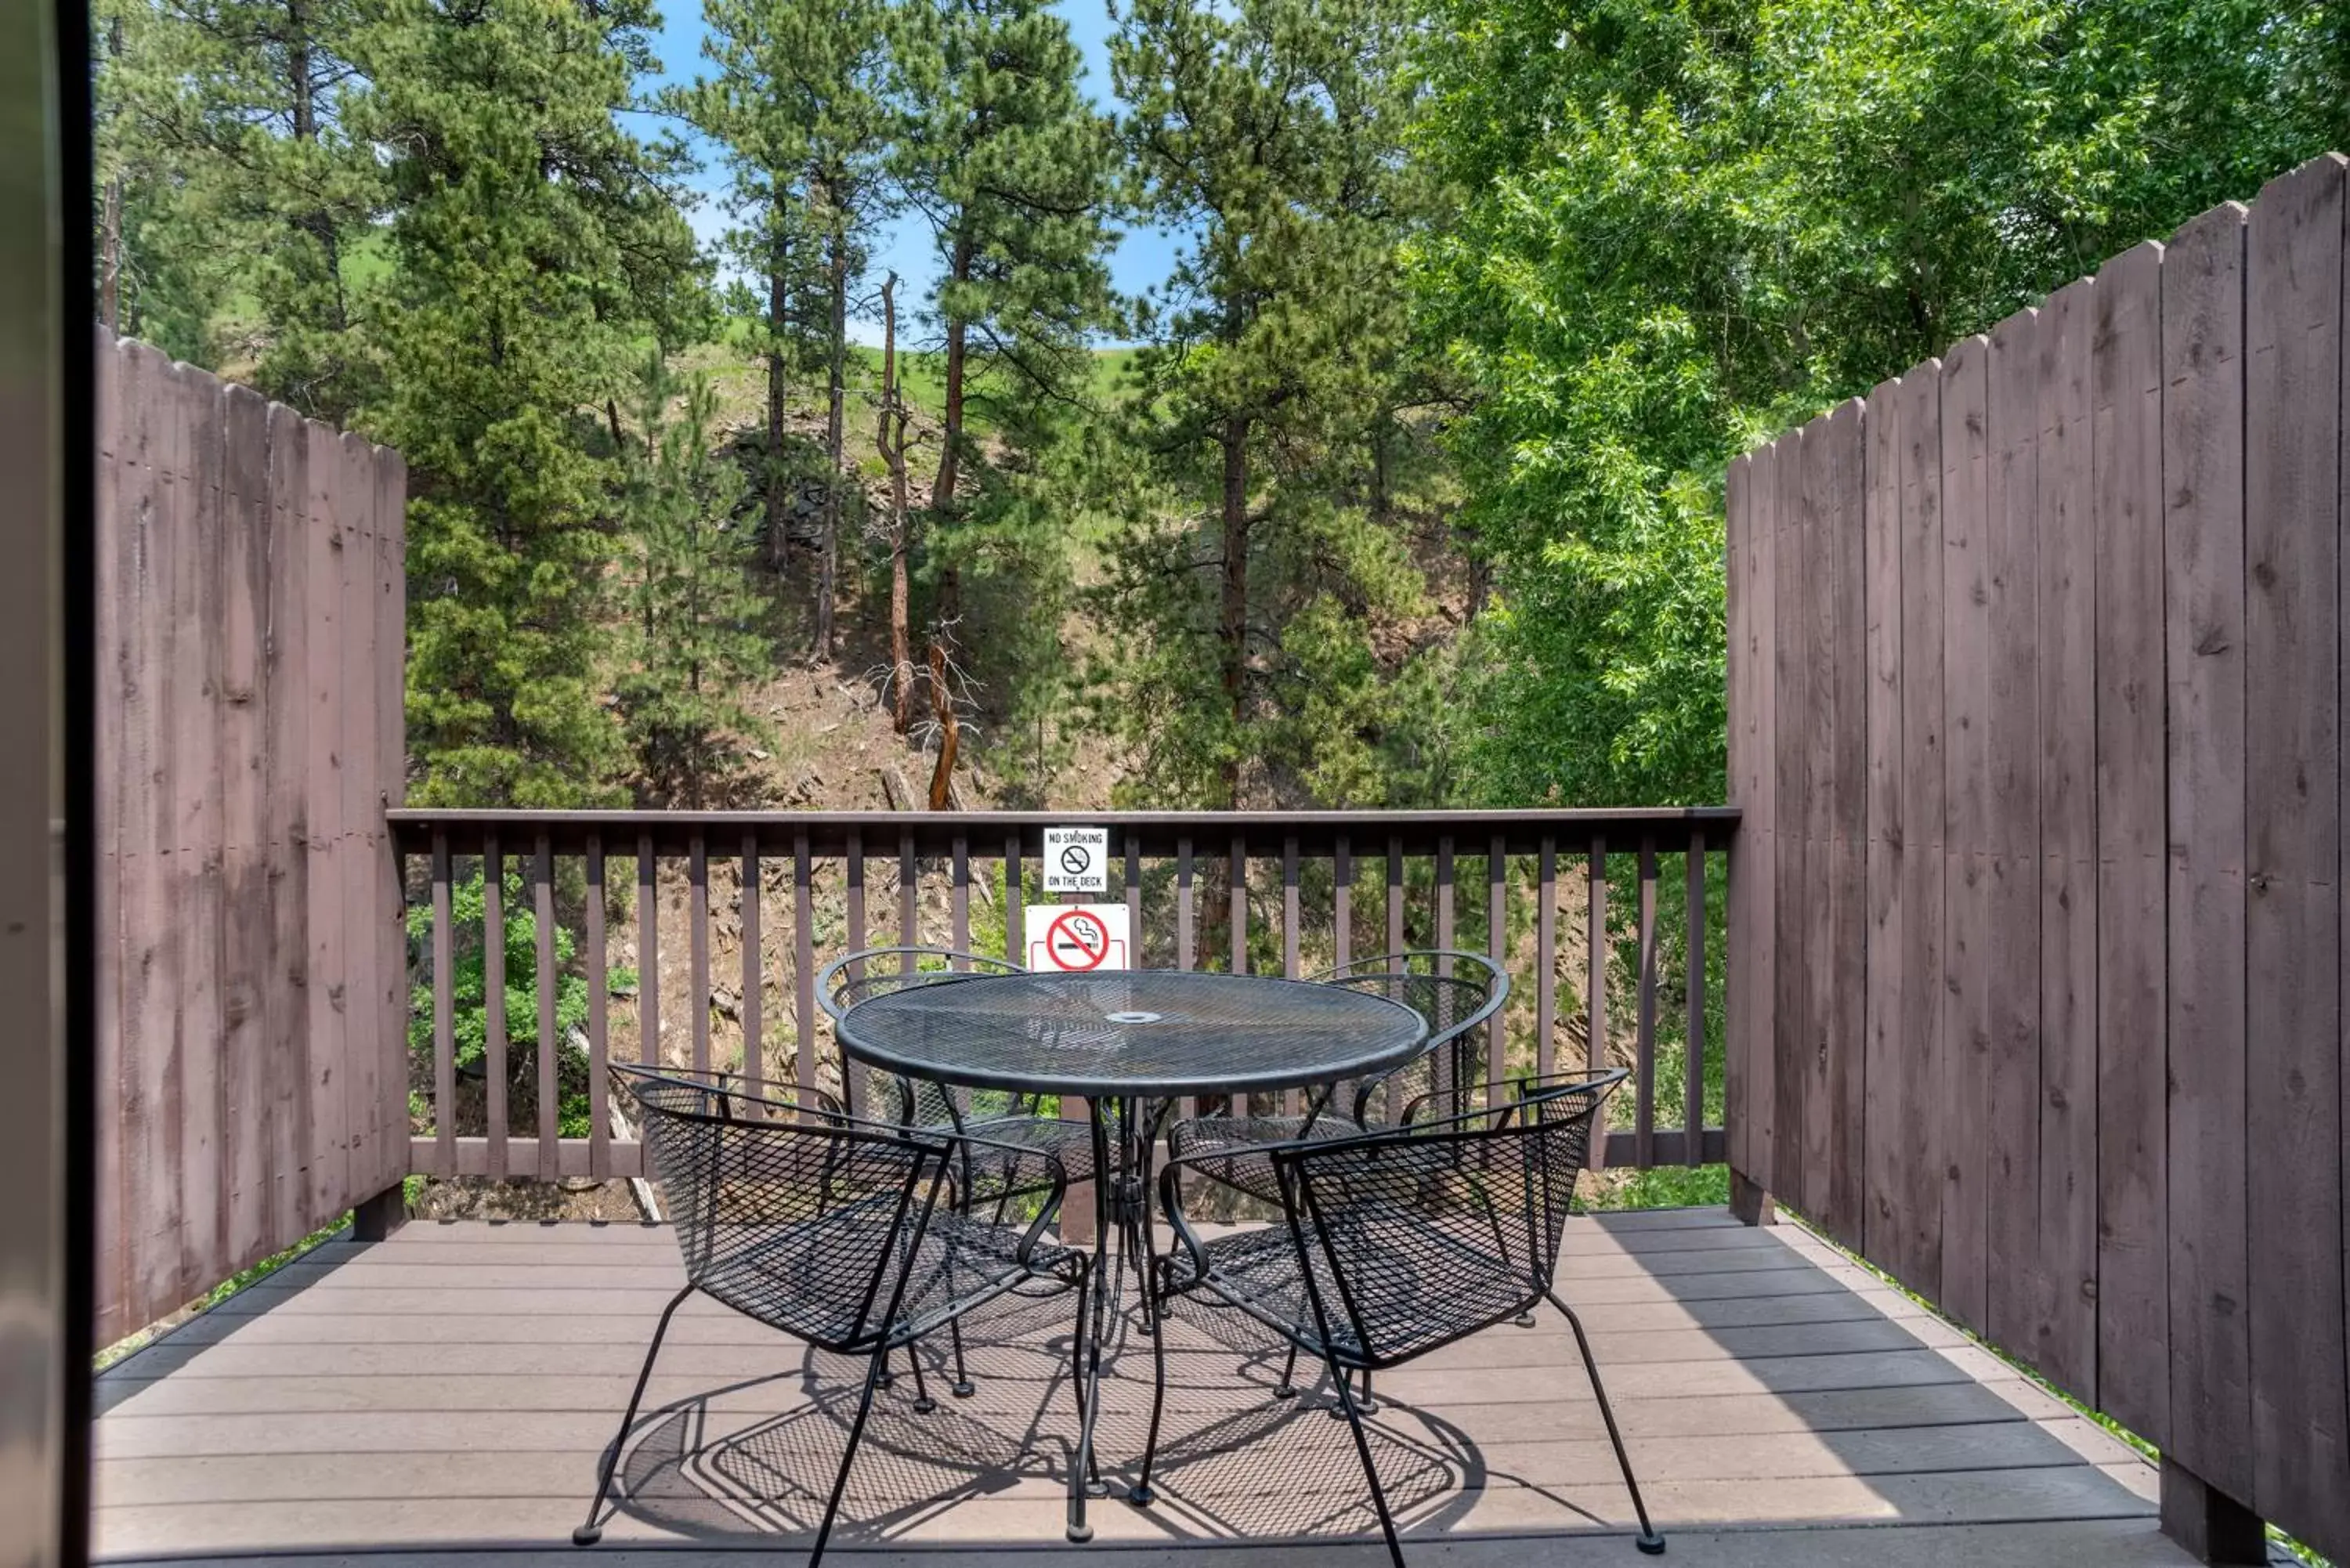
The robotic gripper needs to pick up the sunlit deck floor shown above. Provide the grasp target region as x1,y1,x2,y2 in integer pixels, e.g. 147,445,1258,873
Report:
94,1207,2236,1566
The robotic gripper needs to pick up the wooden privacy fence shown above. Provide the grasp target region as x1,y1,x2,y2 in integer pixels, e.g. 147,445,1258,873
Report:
94,332,410,1347
1726,154,2350,1561
386,807,1734,1181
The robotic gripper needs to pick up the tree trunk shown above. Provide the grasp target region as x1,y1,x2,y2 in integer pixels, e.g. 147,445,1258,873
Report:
926,641,959,810
100,177,121,334
929,233,974,630
878,274,913,734
765,219,790,570
816,217,848,659
1218,411,1251,804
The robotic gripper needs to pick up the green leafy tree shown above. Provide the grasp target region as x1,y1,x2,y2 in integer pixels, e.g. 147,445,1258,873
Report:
613,355,773,807
349,0,702,807
1412,0,2350,807
1096,0,1442,807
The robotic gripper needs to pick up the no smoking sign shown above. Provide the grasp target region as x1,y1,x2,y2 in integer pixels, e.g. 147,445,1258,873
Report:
1041,826,1109,894
1025,903,1131,972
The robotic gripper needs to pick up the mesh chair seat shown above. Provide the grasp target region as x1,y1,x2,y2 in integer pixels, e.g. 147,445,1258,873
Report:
703,1198,1084,1349
1167,952,1506,1205
819,948,1097,1191
1163,1113,1358,1205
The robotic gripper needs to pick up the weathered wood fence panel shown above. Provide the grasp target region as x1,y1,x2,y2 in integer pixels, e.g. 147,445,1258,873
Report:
1724,156,2350,1562
93,332,409,1348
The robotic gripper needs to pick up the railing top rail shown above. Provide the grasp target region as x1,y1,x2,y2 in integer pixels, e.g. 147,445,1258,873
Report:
386,805,1741,858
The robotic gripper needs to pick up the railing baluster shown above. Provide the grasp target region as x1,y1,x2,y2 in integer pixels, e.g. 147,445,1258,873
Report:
1435,836,1455,1105
1003,833,1022,966
1685,832,1708,1165
1480,835,1502,1105
1537,836,1557,1085
1177,836,1195,971
1230,833,1247,1117
1587,835,1608,1171
1333,835,1352,970
536,835,558,1180
1124,838,1142,963
689,835,710,1075
432,832,454,1177
793,833,815,1098
898,831,916,961
636,835,658,1068
483,832,506,1176
743,834,764,1093
1282,836,1300,1114
951,834,970,962
1177,836,1195,1122
586,836,608,1177
1636,838,1658,1167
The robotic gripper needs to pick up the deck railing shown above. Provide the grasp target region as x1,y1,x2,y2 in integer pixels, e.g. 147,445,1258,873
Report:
387,807,1738,1183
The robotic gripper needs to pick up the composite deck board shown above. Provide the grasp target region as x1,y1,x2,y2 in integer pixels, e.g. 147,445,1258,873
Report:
93,1216,2171,1564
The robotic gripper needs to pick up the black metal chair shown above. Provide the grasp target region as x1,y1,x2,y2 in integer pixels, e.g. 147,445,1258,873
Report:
1166,951,1508,1205
571,1066,1092,1564
816,948,1098,1203
1141,1067,1662,1563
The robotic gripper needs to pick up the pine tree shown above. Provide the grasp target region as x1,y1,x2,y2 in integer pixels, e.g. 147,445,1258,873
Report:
889,0,1116,634
92,0,379,419
350,0,702,807
682,0,895,656
1099,0,1436,807
614,356,772,807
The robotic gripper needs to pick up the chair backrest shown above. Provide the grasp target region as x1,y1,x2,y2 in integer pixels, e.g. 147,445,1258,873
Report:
618,1064,945,1352
1275,1068,1624,1367
1307,951,1509,1125
814,948,1025,1125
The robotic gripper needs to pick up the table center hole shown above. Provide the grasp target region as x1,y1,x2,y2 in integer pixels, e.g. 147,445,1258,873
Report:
1104,1010,1161,1024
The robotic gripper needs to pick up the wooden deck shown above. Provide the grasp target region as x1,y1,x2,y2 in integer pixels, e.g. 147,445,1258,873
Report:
92,1209,2223,1566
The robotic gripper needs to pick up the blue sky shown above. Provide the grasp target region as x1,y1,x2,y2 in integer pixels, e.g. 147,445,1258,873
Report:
642,0,1177,345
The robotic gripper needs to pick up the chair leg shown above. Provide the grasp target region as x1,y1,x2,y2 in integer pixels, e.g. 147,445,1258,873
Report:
807,1347,889,1568
1549,1289,1664,1555
1272,1341,1300,1398
947,1313,976,1398
904,1342,935,1414
573,1283,692,1547
1325,1364,1376,1418
1326,1353,1406,1568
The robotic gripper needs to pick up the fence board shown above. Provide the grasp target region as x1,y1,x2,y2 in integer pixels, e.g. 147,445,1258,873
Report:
1821,399,1867,1251
2035,275,2099,1402
2091,239,2170,1447
1741,440,1778,1192
1773,427,1810,1214
1936,338,1991,1335
2161,197,2251,1501
218,385,270,1270
1896,363,1946,1301
2245,153,2349,1550
1982,305,2045,1360
1860,380,1902,1266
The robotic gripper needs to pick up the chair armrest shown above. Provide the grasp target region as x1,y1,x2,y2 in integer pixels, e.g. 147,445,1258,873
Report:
935,1127,1070,1267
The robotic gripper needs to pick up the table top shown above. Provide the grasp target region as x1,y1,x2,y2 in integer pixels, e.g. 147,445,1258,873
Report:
833,968,1431,1099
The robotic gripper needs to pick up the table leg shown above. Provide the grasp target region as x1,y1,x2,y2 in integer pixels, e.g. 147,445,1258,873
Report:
1069,1101,1114,1542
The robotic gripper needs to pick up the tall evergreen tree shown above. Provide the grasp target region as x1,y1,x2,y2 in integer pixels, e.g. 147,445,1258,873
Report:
889,0,1117,633
350,0,701,807
1099,0,1438,807
614,356,772,807
92,0,378,418
682,0,894,656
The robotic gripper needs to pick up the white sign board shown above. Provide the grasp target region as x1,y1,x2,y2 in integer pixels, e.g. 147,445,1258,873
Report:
1025,903,1131,973
1041,826,1110,894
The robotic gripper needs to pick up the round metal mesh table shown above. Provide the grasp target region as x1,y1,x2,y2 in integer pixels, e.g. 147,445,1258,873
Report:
833,969,1430,1100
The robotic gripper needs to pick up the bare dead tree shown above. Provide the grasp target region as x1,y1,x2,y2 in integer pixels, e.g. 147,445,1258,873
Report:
876,272,915,734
